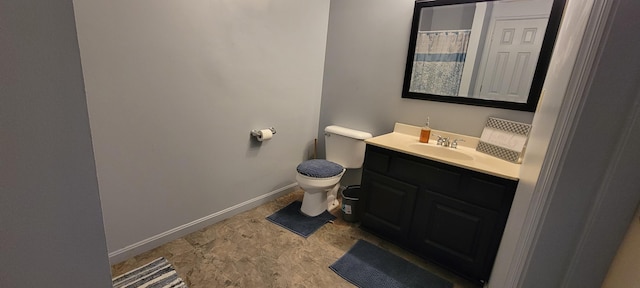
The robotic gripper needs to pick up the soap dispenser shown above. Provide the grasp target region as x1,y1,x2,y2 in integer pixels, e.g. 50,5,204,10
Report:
419,117,431,143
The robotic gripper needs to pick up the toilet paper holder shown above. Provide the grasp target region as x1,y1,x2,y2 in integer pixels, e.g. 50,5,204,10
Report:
251,127,277,137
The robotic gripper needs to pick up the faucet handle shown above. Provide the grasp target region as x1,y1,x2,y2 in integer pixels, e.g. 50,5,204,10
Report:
435,134,447,146
451,139,465,149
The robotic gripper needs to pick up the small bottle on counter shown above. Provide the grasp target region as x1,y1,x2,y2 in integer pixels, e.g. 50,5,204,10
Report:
419,117,431,143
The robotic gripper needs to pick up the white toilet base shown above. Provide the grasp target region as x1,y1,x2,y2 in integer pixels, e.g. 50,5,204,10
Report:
328,198,340,212
327,184,341,211
300,188,329,217
300,183,342,216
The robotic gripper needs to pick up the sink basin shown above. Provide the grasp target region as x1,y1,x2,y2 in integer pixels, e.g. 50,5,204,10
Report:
363,124,522,180
407,143,474,161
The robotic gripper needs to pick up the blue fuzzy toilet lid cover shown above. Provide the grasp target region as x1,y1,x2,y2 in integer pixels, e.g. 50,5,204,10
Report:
297,159,344,178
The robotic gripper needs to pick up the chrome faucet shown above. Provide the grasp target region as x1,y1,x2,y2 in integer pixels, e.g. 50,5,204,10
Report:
435,135,464,148
451,139,465,149
436,135,450,147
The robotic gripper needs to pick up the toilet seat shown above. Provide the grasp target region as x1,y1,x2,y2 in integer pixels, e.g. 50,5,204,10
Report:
296,159,344,178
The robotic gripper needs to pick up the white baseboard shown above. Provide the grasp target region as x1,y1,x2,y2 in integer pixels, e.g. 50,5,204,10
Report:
108,183,299,264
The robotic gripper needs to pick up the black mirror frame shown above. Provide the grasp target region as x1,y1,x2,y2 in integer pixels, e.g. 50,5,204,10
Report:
402,0,567,112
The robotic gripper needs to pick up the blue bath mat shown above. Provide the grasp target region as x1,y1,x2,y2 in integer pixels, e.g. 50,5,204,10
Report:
266,201,336,238
330,240,453,288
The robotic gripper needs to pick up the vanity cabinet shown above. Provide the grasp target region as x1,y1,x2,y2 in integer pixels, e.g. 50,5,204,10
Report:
360,145,517,285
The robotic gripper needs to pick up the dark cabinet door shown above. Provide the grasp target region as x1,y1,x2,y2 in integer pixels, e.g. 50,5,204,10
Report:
410,191,499,282
360,170,418,244
360,145,517,285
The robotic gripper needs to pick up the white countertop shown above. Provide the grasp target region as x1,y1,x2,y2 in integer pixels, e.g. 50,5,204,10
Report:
365,123,521,180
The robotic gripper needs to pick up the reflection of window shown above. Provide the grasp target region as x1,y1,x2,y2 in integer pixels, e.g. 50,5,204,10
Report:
409,30,471,96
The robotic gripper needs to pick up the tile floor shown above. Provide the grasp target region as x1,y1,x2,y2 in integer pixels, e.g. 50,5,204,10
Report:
111,190,477,287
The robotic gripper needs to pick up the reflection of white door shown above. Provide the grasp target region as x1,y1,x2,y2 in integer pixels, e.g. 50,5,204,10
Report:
478,18,548,103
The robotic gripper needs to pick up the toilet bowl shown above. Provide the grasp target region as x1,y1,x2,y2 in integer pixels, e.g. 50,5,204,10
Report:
296,126,372,217
296,167,345,216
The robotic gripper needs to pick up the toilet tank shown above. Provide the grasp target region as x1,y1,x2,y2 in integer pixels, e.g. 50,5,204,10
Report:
324,125,372,169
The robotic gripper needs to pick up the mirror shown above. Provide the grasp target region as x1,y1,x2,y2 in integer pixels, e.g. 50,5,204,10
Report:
402,0,566,111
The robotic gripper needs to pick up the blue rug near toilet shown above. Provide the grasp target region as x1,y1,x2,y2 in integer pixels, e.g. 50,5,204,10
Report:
330,240,453,288
266,201,336,238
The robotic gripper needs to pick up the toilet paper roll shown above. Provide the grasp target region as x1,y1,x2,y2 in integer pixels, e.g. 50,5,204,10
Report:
257,129,273,142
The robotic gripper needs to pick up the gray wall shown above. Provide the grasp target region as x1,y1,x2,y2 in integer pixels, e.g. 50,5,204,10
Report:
520,0,640,285
421,4,476,31
73,0,330,259
0,0,112,286
319,0,534,185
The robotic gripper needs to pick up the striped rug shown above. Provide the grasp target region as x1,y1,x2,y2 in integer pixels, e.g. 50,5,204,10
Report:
112,257,187,288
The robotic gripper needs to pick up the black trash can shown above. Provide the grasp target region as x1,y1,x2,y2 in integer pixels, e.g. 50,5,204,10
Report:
341,185,361,222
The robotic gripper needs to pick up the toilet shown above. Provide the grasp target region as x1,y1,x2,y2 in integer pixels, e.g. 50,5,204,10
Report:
296,125,372,217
